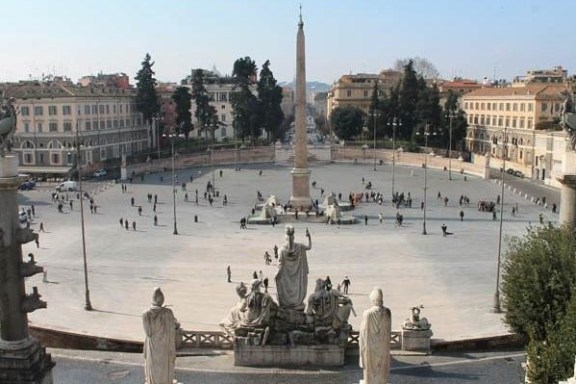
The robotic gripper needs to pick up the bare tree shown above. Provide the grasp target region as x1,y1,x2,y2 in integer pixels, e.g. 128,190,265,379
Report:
393,57,440,80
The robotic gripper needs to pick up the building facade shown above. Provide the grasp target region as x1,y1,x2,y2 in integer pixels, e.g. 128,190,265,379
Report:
326,69,402,119
3,78,149,175
462,84,568,181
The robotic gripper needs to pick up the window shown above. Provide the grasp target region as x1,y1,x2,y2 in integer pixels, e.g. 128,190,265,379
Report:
100,121,105,129
48,106,57,116
481,103,485,110
512,118,517,128
34,106,43,116
51,153,60,164
221,127,227,137
528,103,533,112
221,104,226,109
24,122,30,132
505,103,510,111
475,102,479,110
85,121,91,130
106,120,112,128
63,122,72,132
541,103,547,112
49,122,58,132
221,114,226,122
498,116,503,127
555,103,561,112
85,105,91,115
39,153,45,164
473,115,478,124
113,120,118,128
519,118,525,128
99,105,105,114
346,90,352,97
520,103,525,112
487,103,491,111
480,115,485,125
527,117,533,129
21,106,30,116
36,122,43,132
113,105,117,113
24,153,33,164
513,103,518,111
464,102,468,109
499,103,504,111
520,150,523,159
120,119,125,127
119,105,123,113
92,105,98,114
63,105,72,115
363,91,368,97
106,105,110,114
93,120,98,129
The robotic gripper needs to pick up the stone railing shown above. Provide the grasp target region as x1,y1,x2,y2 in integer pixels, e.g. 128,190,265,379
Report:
177,329,401,351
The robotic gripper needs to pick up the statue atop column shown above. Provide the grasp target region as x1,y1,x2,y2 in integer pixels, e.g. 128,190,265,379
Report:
0,97,16,156
561,90,576,150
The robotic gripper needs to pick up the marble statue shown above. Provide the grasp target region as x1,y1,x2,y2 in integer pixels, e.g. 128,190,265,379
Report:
305,278,354,332
275,225,311,309
0,98,16,155
240,279,277,329
359,287,391,384
219,282,248,335
401,306,431,330
143,288,179,384
561,91,576,150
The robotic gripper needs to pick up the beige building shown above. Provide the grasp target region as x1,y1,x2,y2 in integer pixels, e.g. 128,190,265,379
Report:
463,84,568,180
326,69,402,119
3,78,149,176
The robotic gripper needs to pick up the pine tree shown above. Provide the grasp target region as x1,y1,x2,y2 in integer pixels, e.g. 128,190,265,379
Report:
171,87,193,139
257,60,284,143
135,53,160,124
190,69,211,140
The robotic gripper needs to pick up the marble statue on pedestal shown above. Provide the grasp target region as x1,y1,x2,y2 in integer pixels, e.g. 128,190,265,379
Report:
143,288,179,384
275,225,311,309
305,278,354,332
359,288,391,384
0,98,16,155
220,282,248,335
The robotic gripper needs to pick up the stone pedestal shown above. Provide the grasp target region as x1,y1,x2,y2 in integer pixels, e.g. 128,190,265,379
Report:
401,329,433,353
290,167,312,209
234,342,345,367
559,175,576,227
0,156,54,383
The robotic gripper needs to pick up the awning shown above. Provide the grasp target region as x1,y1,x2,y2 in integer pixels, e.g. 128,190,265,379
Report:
18,166,73,175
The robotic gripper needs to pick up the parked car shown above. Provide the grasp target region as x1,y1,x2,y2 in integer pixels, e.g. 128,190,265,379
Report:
19,179,36,190
513,170,524,178
55,180,77,192
93,169,107,178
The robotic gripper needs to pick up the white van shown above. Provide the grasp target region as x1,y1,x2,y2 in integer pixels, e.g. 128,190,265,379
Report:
56,180,77,192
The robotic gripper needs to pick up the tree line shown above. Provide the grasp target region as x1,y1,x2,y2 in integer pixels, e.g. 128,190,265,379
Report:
330,60,467,153
134,53,284,145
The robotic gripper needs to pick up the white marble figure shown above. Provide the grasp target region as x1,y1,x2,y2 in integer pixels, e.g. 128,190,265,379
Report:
143,288,178,384
275,224,312,309
219,282,248,335
359,287,391,384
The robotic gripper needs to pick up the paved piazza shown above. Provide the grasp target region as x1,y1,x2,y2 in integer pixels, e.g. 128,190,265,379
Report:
19,161,558,343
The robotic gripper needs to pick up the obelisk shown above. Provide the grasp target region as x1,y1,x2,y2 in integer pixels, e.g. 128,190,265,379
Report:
290,10,312,210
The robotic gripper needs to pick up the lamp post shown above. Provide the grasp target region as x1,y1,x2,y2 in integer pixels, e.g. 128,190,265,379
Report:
170,132,178,235
446,111,455,181
372,111,379,171
75,124,92,311
419,122,435,235
493,127,507,313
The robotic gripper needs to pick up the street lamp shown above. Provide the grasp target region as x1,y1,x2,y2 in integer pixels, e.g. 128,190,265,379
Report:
493,127,508,313
372,111,379,171
75,124,92,311
446,111,455,181
388,117,402,198
164,131,178,235
417,123,435,235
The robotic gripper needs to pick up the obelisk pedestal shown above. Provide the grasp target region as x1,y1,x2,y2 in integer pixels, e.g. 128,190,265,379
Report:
289,14,312,210
0,155,54,383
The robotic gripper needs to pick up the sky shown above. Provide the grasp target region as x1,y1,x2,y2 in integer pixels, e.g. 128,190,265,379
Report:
1,0,575,85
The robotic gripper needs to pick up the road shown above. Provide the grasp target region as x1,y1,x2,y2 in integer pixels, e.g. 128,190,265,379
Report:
51,348,526,384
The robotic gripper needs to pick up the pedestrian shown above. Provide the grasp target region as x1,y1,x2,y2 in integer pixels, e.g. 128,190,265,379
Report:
539,213,544,224
154,215,158,226
39,222,45,232
459,210,464,221
227,265,231,283
365,215,368,225
378,213,383,224
154,194,158,204
492,210,497,221
420,201,424,210
342,276,351,294
223,195,228,206
132,221,136,231
184,193,189,202
325,276,332,291
294,209,298,220
35,236,39,248
264,251,271,265
220,170,223,177
131,197,135,206
120,218,124,227
31,205,35,217
27,208,32,218
273,244,278,259
497,195,501,205
252,271,258,279
195,190,199,205
441,223,448,237
125,220,129,230
552,203,557,214
138,206,142,216
240,217,247,229
263,277,269,293
153,203,156,213
512,207,516,217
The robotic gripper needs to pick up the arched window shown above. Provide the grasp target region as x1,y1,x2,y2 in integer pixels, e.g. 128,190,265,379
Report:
21,140,35,149
47,140,63,149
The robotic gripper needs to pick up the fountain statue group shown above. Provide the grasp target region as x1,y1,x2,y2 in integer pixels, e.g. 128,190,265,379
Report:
220,224,354,347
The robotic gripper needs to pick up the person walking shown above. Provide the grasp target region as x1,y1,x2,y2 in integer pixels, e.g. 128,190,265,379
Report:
364,215,368,225
125,220,129,230
154,215,158,226
459,210,464,221
226,265,231,283
120,218,124,227
378,213,383,224
39,222,45,232
132,221,137,231
342,276,351,294
273,244,278,260
138,206,143,216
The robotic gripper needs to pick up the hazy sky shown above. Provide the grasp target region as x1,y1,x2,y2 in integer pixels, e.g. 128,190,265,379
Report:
1,0,574,85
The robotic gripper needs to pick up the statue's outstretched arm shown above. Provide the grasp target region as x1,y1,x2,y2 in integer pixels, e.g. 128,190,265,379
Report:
305,229,312,250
